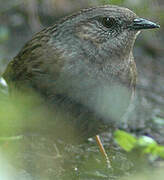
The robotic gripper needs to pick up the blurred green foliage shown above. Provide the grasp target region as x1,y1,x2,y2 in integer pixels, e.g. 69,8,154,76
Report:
115,130,164,159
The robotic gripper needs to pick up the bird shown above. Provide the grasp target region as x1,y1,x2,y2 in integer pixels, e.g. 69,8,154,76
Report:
3,5,160,140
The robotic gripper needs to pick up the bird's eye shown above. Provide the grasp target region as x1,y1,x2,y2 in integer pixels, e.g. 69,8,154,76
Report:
101,17,116,28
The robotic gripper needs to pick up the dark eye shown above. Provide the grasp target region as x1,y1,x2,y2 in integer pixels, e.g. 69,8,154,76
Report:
101,17,116,28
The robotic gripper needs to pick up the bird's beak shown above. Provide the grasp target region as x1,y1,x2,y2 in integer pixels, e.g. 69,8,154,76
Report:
130,18,160,30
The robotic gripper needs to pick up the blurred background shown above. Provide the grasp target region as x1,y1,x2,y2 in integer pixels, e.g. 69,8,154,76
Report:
0,0,164,179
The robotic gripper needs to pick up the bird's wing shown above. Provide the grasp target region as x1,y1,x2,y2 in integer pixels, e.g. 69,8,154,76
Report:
3,30,63,95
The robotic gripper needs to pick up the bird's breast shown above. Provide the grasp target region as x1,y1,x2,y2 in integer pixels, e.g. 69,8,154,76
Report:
54,57,135,125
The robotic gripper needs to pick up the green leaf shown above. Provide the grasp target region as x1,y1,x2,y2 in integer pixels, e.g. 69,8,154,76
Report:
155,146,164,158
137,136,157,147
114,131,164,159
114,130,137,152
137,136,158,154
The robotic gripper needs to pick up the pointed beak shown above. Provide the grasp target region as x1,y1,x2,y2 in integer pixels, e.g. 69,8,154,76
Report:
130,18,160,30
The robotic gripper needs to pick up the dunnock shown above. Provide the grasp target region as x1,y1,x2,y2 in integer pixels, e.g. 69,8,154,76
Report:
3,5,159,138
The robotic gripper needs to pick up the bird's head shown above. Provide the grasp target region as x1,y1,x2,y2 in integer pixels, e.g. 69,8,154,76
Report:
54,5,159,61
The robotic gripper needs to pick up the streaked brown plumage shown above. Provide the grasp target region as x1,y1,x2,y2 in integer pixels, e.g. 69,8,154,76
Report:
3,5,159,138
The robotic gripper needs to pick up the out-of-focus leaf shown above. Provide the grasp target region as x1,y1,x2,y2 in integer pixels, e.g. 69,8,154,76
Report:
155,146,164,158
115,131,164,160
114,130,137,152
137,136,157,148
